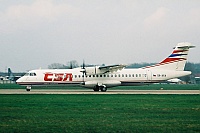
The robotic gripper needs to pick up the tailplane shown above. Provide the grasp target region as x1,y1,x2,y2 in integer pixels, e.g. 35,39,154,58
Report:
143,42,195,71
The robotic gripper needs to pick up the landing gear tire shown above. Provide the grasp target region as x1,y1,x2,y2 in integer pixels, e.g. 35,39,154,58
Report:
26,86,31,91
100,87,107,92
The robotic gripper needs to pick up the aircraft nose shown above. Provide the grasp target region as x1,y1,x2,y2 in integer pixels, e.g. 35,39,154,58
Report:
16,78,20,84
16,77,23,84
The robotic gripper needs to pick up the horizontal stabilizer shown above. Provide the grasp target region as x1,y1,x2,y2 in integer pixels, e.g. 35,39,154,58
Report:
176,42,195,49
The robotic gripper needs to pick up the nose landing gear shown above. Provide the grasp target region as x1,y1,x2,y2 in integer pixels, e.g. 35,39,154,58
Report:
26,86,31,91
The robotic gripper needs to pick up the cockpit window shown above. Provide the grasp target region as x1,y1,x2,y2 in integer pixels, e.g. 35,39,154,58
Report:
30,73,36,76
25,73,29,76
24,73,37,76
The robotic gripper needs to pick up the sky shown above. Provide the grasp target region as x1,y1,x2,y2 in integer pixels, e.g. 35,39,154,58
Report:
0,0,199,72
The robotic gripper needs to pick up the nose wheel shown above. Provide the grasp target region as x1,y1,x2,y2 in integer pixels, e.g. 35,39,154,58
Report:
26,86,31,91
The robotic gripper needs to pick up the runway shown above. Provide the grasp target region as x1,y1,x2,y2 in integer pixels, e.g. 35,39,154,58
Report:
0,89,199,94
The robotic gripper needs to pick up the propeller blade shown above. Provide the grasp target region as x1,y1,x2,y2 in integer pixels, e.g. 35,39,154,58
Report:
70,61,73,69
81,60,86,83
82,60,85,69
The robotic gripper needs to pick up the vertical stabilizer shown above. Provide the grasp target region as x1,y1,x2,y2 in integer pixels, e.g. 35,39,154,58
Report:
8,68,14,81
143,42,195,71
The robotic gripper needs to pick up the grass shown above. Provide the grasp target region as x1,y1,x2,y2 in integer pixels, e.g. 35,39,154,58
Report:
0,95,200,132
0,83,26,89
0,83,200,90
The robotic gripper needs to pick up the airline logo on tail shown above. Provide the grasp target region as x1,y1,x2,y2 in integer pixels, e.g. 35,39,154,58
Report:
160,50,188,64
142,42,195,70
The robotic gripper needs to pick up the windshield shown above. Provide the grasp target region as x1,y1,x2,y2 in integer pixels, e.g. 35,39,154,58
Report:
24,72,37,76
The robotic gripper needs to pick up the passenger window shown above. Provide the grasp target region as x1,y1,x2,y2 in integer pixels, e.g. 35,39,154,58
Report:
132,74,134,77
129,74,131,77
122,74,124,77
118,74,120,77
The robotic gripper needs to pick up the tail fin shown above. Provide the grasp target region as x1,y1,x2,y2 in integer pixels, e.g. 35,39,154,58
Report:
143,42,195,71
8,68,14,81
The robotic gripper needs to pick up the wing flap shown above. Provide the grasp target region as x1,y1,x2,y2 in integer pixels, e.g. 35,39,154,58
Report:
99,64,126,73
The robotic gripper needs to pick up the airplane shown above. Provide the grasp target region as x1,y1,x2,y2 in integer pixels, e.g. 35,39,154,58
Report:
16,42,195,92
8,68,14,81
2,68,21,81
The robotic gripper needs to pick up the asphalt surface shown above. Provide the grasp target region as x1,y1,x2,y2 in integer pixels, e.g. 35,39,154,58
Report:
0,89,199,94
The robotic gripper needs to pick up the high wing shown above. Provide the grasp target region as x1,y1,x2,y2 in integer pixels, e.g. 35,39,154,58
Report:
83,64,126,75
99,64,126,73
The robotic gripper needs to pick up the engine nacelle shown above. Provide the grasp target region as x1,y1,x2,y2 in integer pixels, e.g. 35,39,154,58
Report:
85,66,107,75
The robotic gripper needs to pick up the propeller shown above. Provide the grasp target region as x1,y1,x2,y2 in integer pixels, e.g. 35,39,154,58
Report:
69,61,73,69
82,60,85,69
80,60,86,85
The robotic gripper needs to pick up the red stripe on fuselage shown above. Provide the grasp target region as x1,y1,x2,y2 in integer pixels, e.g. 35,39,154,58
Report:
142,58,186,69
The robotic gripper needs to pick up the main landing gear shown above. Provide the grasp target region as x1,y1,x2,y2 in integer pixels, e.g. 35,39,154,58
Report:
93,85,107,92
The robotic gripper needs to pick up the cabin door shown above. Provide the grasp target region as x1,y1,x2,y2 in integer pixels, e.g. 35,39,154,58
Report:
146,70,152,81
